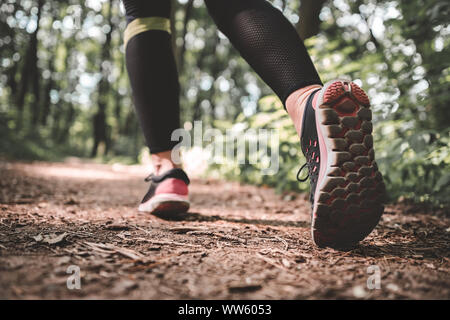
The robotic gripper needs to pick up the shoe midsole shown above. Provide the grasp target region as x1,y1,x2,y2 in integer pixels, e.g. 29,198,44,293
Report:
312,80,347,221
139,193,190,212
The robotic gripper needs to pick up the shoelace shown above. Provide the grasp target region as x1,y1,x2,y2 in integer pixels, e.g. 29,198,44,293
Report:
144,173,154,182
297,139,320,183
296,163,309,182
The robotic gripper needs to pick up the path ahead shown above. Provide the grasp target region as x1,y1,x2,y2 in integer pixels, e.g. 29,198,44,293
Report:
0,161,448,299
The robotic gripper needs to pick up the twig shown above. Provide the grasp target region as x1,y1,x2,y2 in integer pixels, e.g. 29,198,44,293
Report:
132,237,202,248
147,240,203,248
186,231,246,244
83,241,147,260
169,226,208,234
256,253,284,270
133,225,152,234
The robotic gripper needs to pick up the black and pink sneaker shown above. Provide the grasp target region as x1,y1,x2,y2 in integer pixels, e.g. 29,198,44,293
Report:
139,168,190,214
297,80,386,248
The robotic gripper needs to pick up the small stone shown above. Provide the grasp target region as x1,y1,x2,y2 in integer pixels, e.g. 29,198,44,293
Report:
386,283,399,292
352,285,368,298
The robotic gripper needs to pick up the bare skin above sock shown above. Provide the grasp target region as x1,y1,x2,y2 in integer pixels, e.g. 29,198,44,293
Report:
286,84,322,137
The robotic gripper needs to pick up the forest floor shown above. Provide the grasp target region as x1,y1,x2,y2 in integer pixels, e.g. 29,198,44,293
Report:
0,160,449,299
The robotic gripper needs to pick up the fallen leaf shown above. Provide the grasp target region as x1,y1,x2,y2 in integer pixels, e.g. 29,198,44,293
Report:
84,242,146,261
113,246,145,260
44,233,68,245
33,234,43,242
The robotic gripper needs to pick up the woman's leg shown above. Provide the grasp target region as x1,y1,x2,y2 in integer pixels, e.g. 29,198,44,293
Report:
123,0,190,214
123,0,179,175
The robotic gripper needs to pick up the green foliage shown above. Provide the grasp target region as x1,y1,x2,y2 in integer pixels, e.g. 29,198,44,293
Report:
375,121,450,206
207,96,309,194
0,112,83,161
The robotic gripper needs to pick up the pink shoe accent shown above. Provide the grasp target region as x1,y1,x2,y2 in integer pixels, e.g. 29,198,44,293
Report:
311,90,319,109
139,193,189,213
155,178,188,196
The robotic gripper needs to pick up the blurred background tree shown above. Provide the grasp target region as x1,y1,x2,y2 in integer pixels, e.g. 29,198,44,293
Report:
0,0,449,205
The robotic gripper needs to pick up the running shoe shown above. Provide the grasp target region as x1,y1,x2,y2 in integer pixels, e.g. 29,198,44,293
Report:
297,79,385,248
139,168,190,214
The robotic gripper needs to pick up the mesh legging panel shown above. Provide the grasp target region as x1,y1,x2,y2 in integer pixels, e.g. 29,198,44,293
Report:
205,0,322,103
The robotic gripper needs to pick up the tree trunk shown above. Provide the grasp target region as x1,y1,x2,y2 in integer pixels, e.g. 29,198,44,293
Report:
296,0,327,40
91,0,114,157
178,0,194,72
40,49,56,125
16,0,43,129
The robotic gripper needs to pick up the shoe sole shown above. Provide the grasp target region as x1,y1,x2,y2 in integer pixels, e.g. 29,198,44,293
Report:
312,80,386,248
139,194,190,214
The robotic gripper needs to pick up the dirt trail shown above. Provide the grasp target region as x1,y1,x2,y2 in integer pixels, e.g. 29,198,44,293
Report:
0,160,448,299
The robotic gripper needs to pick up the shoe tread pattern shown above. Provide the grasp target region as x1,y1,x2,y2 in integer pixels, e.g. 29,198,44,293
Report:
313,81,385,248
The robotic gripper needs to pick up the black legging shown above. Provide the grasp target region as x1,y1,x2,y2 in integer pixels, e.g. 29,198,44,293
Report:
123,0,322,154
